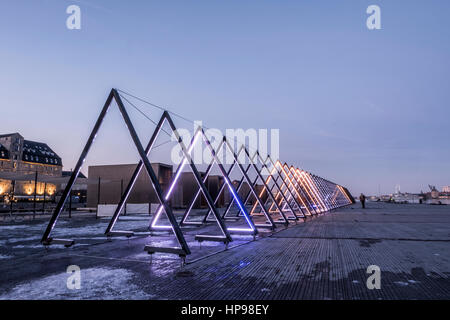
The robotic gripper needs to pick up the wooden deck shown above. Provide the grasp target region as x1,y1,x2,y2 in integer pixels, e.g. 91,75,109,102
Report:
0,202,450,299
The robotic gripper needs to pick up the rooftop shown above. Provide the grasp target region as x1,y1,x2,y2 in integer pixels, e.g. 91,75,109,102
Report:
22,140,62,166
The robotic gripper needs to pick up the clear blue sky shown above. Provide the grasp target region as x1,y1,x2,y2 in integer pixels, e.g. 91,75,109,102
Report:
1,0,449,195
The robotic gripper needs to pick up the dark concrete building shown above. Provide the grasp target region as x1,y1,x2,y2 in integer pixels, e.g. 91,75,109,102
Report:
172,173,226,209
61,171,88,204
87,163,172,208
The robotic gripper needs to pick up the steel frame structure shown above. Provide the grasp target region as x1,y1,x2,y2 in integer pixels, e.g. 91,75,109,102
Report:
217,142,280,229
253,156,302,221
151,130,257,238
180,143,259,235
283,164,316,216
291,168,323,214
41,88,353,257
232,145,291,227
266,158,307,219
41,89,191,256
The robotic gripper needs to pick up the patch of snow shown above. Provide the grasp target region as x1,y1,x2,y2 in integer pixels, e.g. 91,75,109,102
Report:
0,267,153,300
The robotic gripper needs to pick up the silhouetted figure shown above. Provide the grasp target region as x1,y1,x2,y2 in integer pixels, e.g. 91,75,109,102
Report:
359,193,366,209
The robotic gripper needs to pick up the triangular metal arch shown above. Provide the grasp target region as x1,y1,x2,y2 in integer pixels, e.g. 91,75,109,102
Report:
180,138,227,226
234,145,289,226
298,168,329,212
148,125,233,244
158,131,257,236
254,156,299,221
105,111,169,235
311,173,336,209
275,162,313,217
180,138,257,235
260,156,303,220
264,157,306,219
289,166,320,215
302,171,329,210
290,166,325,214
41,89,191,256
212,146,262,220
309,172,336,209
220,141,277,229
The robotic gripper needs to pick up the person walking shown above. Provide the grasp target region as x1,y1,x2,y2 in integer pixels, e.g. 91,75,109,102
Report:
359,193,366,209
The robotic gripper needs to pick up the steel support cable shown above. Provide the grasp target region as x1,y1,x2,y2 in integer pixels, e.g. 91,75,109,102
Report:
119,94,178,150
117,89,267,164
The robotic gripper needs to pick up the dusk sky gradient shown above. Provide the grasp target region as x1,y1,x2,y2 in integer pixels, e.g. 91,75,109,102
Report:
1,0,449,195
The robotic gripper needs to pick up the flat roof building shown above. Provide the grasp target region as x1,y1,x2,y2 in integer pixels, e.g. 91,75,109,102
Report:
87,163,172,208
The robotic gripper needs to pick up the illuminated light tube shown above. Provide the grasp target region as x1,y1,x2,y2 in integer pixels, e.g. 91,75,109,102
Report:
110,126,163,229
224,178,255,232
295,169,320,212
249,164,276,216
338,185,352,204
306,172,329,211
274,163,301,208
153,132,255,233
312,174,332,211
301,170,328,212
257,166,276,198
275,161,311,215
297,171,321,211
299,169,327,212
275,168,297,207
279,163,311,215
152,132,201,230
290,167,317,213
301,171,324,212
